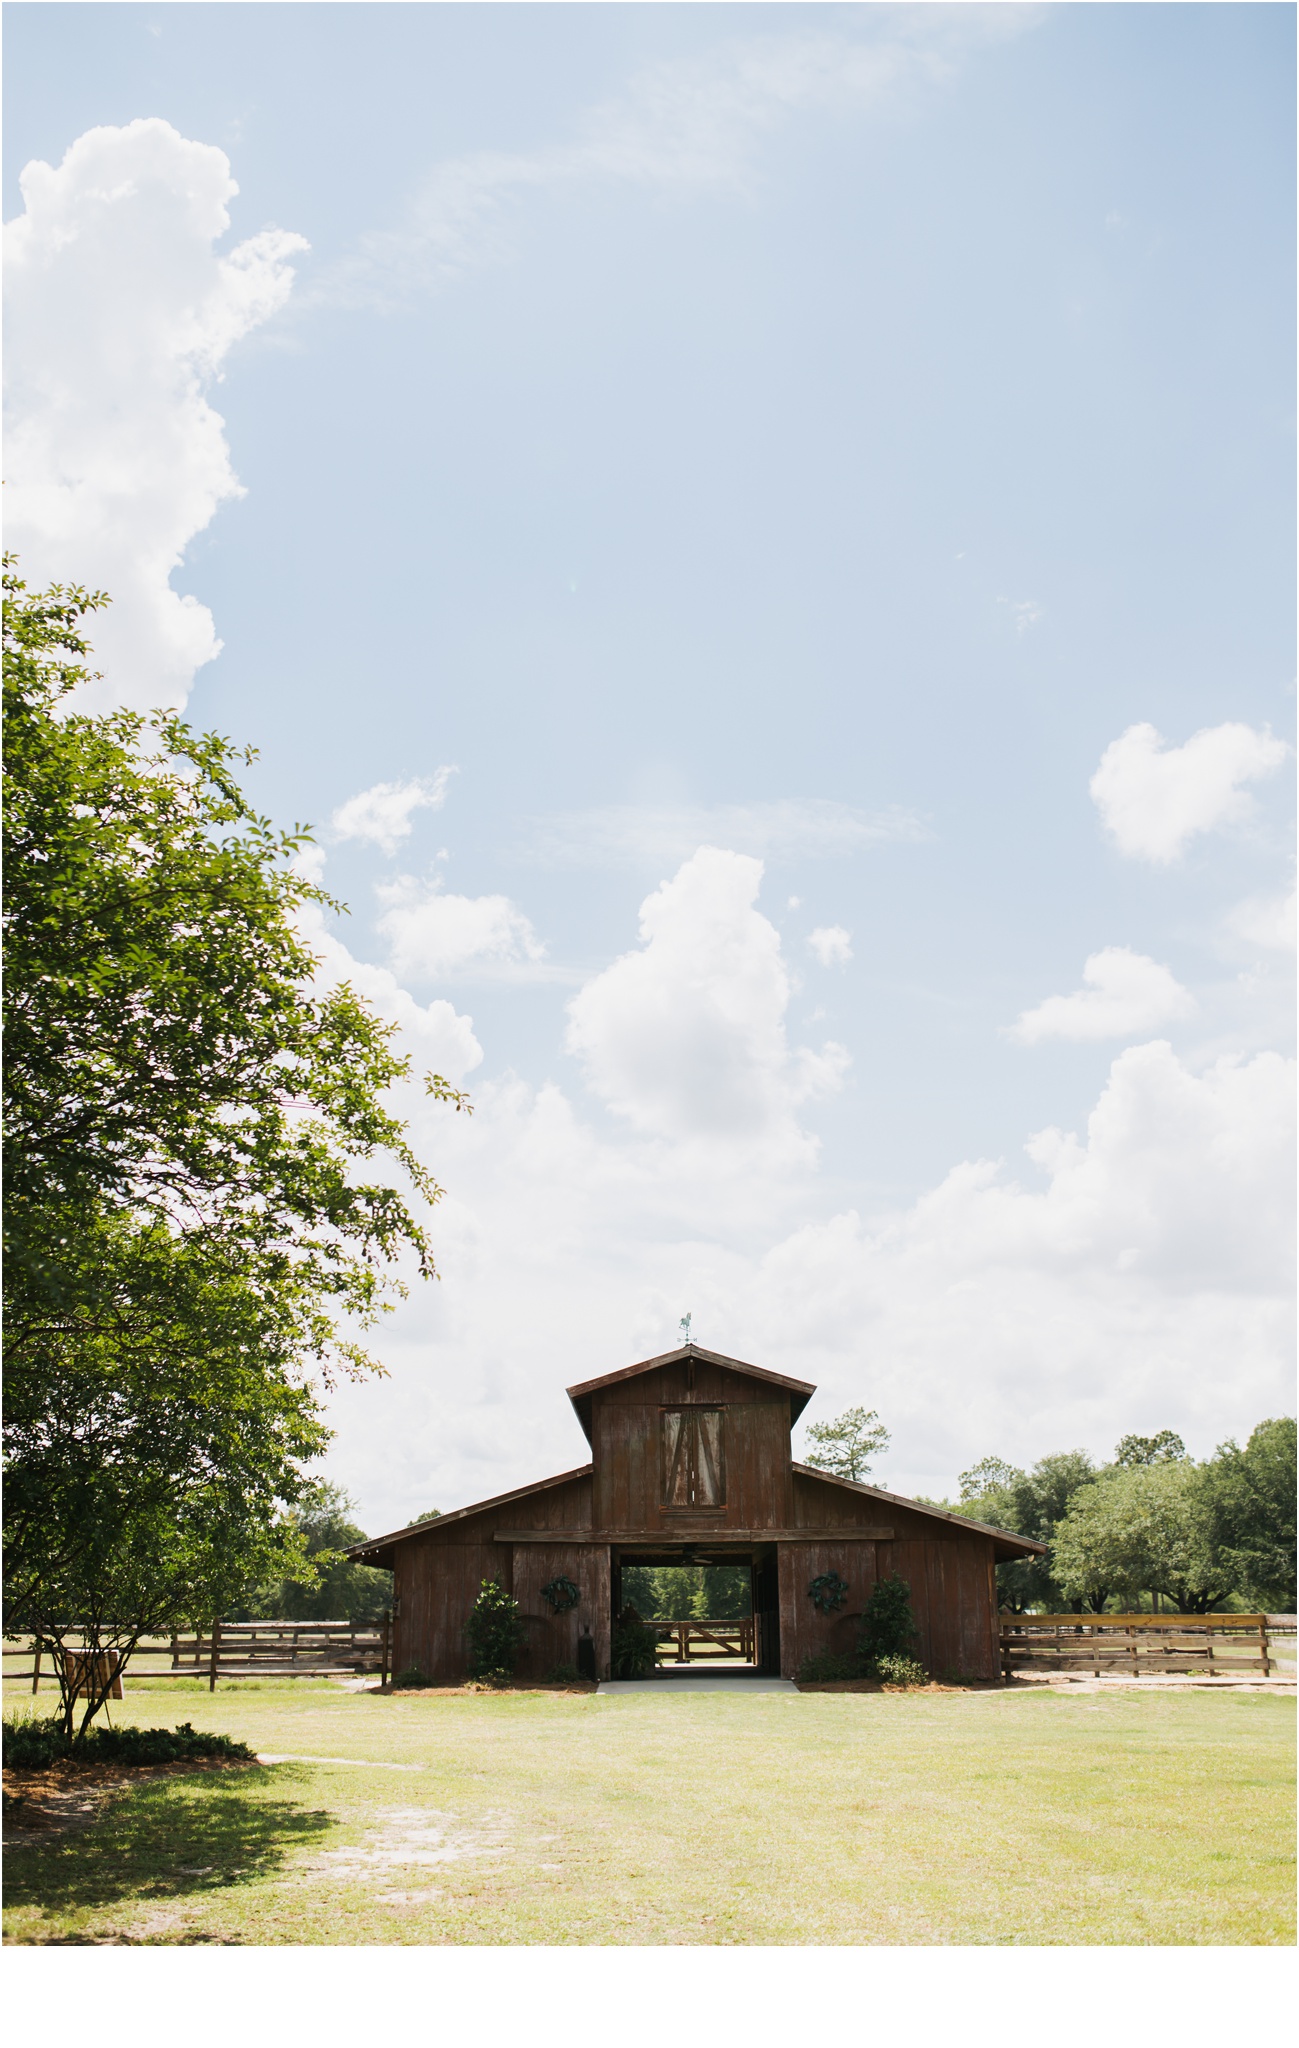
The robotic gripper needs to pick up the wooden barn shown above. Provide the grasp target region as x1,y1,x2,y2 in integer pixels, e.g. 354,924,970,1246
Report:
349,1343,1045,1683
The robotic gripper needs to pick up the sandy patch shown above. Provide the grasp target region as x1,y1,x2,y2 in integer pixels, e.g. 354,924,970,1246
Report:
308,1806,511,1886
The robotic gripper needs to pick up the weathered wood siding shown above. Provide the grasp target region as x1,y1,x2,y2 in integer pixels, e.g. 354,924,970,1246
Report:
780,1472,999,1680
512,1543,610,1682
591,1358,794,1533
393,1473,596,1683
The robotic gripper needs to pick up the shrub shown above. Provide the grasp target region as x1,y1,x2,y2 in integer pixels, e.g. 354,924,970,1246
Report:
872,1654,928,1687
464,1579,527,1683
611,1608,659,1678
392,1666,434,1689
544,1663,582,1685
3,1716,254,1770
858,1573,917,1662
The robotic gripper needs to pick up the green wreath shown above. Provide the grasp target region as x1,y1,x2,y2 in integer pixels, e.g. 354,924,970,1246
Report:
809,1570,850,1615
540,1574,581,1613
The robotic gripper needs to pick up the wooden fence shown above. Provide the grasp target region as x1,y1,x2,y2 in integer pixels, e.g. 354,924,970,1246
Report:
998,1613,1292,1681
4,1617,390,1696
651,1619,755,1665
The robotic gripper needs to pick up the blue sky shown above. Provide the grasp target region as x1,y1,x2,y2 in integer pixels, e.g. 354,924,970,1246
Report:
5,2,1294,1528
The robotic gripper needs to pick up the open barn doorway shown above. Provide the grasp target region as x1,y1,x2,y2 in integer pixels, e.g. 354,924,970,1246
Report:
613,1547,780,1678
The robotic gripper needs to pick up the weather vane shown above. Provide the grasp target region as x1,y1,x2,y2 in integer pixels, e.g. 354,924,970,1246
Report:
679,1312,692,1346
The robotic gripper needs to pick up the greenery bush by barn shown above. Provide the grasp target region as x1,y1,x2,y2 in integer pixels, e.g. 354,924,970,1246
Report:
463,1580,527,1683
611,1609,660,1678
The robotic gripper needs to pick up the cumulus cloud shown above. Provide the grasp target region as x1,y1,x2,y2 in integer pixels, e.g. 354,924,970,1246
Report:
4,119,306,711
1090,721,1289,864
1008,947,1195,1045
529,797,925,869
564,848,848,1158
287,876,1289,1529
330,771,456,857
376,875,546,983
328,1020,1293,1527
808,925,853,967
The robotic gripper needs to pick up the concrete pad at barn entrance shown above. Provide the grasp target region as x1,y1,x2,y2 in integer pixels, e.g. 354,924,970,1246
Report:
599,1675,797,1694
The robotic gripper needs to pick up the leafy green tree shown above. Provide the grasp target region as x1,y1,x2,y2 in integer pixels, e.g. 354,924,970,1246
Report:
803,1406,890,1482
1050,1461,1233,1614
3,1217,328,1744
1114,1431,1187,1467
464,1579,527,1683
1198,1419,1296,1609
2,566,465,1739
621,1564,750,1620
4,565,464,1366
958,1450,1098,1610
243,1482,393,1624
405,1509,443,1527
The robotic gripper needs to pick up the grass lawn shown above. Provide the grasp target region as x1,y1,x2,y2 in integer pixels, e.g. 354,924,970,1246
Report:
3,1680,1293,1946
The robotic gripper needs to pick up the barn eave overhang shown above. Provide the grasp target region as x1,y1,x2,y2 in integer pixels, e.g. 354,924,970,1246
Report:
346,1462,595,1569
790,1462,1048,1561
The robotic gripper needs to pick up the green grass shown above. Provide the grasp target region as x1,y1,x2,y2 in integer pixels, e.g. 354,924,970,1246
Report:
3,1683,1293,1945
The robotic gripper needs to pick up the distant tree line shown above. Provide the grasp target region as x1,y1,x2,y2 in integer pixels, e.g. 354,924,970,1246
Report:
941,1421,1295,1614
803,1400,1295,1614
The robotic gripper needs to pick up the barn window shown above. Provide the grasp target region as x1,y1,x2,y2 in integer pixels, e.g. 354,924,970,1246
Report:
661,1408,726,1507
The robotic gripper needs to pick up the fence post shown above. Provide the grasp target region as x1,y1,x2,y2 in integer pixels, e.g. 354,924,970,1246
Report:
208,1618,221,1694
380,1609,391,1692
31,1640,41,1696
1259,1616,1270,1678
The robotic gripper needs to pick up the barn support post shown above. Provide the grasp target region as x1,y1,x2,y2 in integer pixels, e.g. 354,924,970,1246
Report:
380,1608,391,1692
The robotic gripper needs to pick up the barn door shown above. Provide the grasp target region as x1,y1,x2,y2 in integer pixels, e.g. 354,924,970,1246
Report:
660,1408,726,1507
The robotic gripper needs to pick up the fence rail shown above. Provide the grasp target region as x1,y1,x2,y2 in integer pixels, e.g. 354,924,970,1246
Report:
998,1613,1287,1681
649,1619,756,1665
4,1616,391,1695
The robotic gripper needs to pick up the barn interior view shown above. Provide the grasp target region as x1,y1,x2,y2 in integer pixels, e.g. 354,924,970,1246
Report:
615,1547,781,1677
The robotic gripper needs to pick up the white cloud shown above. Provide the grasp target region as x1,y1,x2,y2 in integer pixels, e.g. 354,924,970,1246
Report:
4,119,306,711
283,871,1287,1531
291,847,483,1086
330,771,456,857
529,798,925,869
1230,887,1296,954
564,847,848,1159
1090,721,1289,864
298,896,483,1088
808,925,853,967
376,875,546,983
1008,946,1195,1045
327,1017,1293,1530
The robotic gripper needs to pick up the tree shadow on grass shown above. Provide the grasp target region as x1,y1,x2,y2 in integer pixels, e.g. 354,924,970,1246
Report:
4,1766,333,1925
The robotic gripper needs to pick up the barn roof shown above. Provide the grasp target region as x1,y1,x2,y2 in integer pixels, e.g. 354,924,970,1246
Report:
347,1462,593,1569
791,1462,1047,1561
567,1342,816,1443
